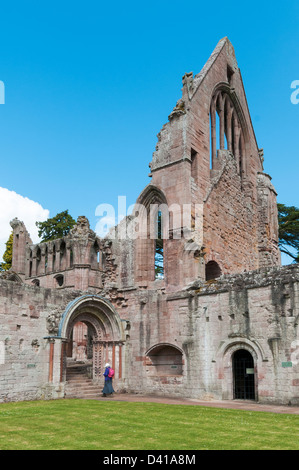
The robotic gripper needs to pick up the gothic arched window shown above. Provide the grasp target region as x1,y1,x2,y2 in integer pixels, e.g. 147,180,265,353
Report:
210,88,246,177
135,185,168,283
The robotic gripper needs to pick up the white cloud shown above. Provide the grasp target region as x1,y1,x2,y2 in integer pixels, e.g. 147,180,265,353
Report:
0,187,49,261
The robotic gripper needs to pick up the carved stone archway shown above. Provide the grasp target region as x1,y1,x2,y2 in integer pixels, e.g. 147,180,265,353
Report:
48,295,126,385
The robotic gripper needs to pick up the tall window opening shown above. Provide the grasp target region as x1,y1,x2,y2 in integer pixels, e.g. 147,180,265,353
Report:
210,110,221,169
29,250,33,277
91,240,100,269
36,247,41,275
52,245,56,271
210,89,245,176
155,210,164,279
136,185,168,284
70,248,74,268
45,246,48,272
60,241,66,270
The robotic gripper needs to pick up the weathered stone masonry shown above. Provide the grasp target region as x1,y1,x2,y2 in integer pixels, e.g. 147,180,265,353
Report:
1,37,298,405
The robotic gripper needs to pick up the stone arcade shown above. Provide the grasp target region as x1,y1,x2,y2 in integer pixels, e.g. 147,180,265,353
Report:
1,38,299,405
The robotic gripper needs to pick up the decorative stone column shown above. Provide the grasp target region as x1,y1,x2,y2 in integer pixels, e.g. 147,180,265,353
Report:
210,99,217,169
93,340,104,381
219,94,225,150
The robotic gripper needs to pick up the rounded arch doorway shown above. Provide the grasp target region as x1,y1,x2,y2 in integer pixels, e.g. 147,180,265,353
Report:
233,349,255,400
59,295,125,382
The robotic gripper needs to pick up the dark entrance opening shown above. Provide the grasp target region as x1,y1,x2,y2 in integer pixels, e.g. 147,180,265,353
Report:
205,261,221,281
233,349,255,400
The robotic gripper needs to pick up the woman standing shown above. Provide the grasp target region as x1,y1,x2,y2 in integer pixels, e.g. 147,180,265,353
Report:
102,363,115,397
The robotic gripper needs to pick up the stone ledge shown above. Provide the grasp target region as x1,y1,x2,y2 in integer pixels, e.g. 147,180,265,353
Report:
185,264,299,296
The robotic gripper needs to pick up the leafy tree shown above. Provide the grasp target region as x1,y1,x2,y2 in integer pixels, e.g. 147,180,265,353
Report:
36,210,76,242
278,203,299,263
1,232,13,271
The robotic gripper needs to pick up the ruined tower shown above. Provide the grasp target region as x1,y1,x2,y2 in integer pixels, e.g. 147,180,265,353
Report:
131,37,281,291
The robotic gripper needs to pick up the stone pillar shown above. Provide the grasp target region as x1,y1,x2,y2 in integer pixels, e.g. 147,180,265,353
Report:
55,249,61,272
60,341,67,382
233,116,241,173
10,218,33,277
66,244,71,268
239,132,245,175
112,343,116,371
32,251,38,277
93,340,104,381
219,94,225,150
210,100,217,169
48,340,55,383
46,337,66,385
119,344,122,379
40,245,47,275
47,243,54,274
226,103,233,152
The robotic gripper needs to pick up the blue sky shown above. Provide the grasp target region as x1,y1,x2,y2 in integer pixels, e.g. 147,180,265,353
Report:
0,0,298,263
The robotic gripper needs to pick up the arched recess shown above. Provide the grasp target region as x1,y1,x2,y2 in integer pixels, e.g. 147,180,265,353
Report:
145,343,184,376
134,184,169,283
209,83,249,177
214,337,267,401
58,295,126,381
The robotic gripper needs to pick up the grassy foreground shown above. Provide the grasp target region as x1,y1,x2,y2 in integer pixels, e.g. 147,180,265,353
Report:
0,399,298,450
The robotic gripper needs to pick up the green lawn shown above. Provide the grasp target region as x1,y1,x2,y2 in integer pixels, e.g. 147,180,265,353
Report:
0,399,298,450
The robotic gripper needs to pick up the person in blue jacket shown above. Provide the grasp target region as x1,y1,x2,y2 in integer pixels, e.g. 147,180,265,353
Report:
102,363,115,397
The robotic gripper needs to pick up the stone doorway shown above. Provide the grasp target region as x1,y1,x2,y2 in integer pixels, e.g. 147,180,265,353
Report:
65,313,105,381
66,320,94,381
233,349,255,400
57,295,126,386
67,321,92,361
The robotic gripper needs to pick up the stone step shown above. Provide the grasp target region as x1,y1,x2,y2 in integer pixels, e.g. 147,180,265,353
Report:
66,382,99,389
66,375,93,382
65,388,102,399
65,365,102,399
66,368,91,376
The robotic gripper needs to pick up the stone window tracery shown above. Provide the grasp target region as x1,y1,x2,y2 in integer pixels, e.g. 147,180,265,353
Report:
135,186,168,284
210,89,245,176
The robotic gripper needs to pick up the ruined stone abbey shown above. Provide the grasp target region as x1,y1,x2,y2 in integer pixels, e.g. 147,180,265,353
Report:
1,37,299,405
